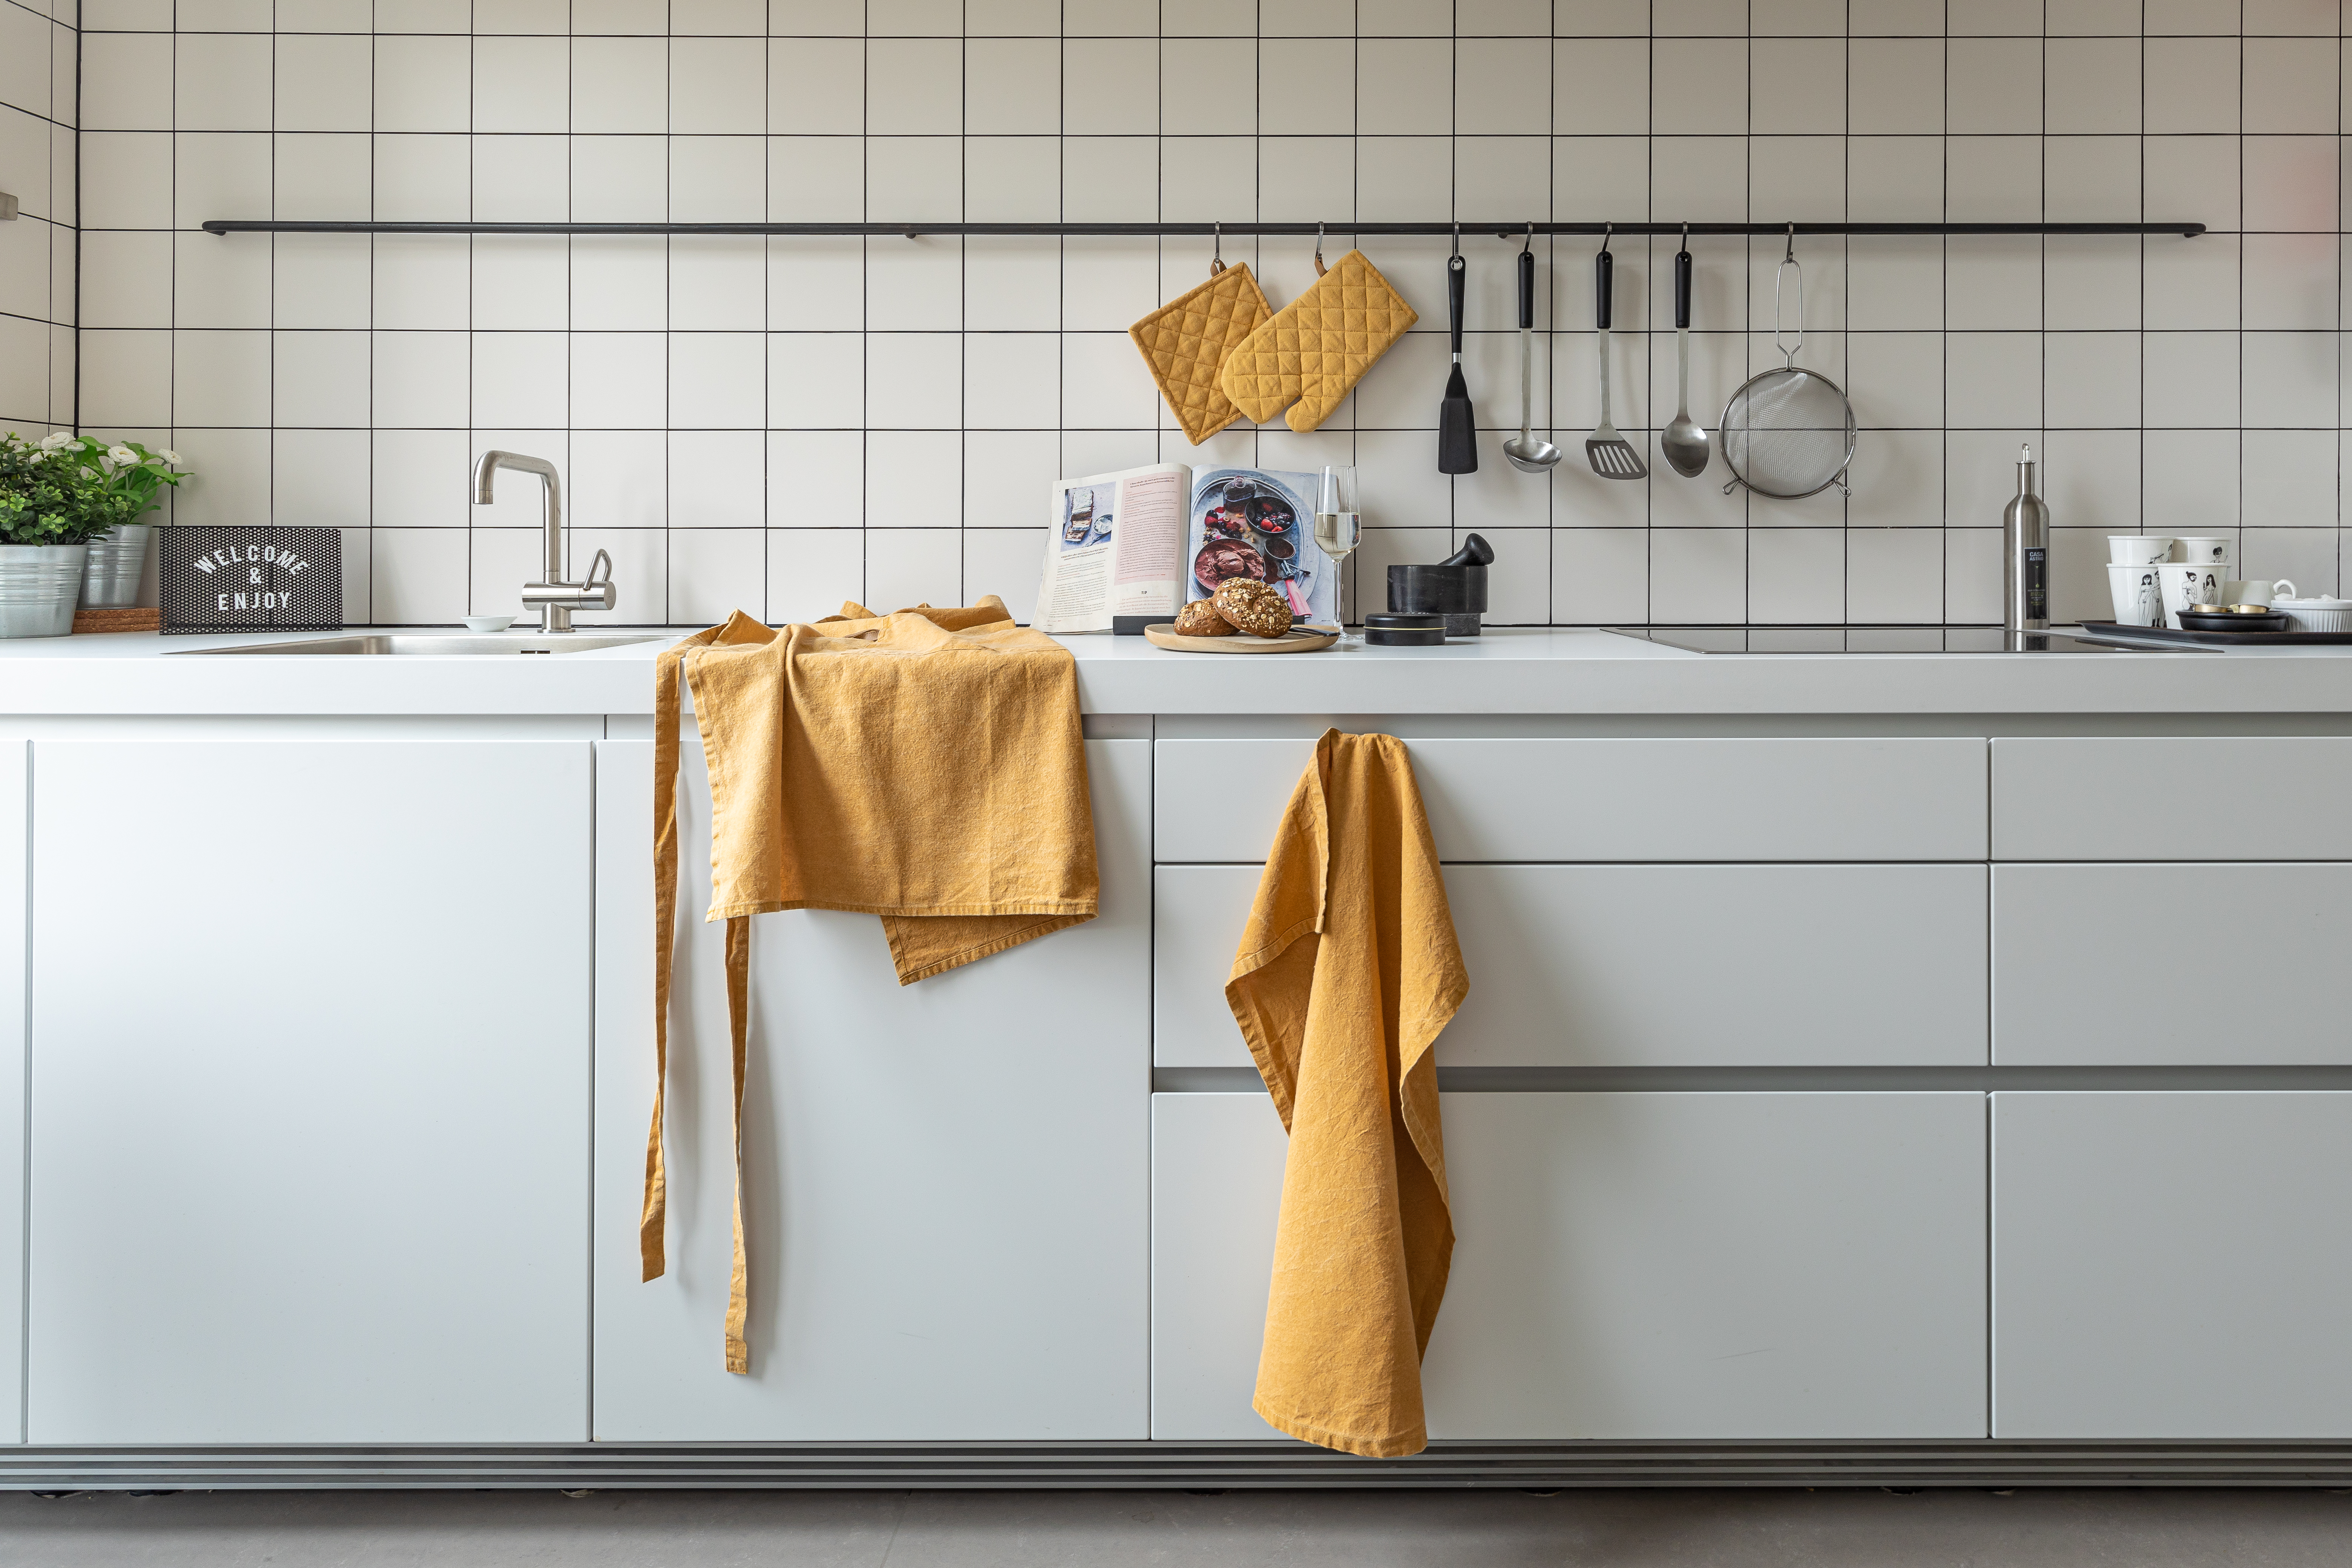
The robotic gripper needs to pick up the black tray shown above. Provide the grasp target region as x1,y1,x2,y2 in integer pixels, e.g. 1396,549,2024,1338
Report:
2077,619,2352,646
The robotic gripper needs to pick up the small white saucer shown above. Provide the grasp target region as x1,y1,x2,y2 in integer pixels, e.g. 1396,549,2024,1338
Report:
462,615,516,633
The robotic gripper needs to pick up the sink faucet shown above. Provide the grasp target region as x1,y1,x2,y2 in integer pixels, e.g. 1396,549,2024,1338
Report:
470,450,617,633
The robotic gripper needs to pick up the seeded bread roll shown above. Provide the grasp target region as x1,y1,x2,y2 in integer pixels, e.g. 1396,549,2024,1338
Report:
1213,577,1293,639
1173,598,1237,637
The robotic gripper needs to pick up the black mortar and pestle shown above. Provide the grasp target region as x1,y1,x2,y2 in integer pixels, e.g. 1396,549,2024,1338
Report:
1386,533,1493,638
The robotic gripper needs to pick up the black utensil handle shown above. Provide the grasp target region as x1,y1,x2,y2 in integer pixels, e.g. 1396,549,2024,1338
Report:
1447,254,1466,353
1674,248,1691,330
1516,248,1534,330
1594,247,1613,330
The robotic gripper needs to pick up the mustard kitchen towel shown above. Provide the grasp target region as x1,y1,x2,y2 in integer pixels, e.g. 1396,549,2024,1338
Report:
647,598,1098,1373
1226,729,1467,1457
1130,262,1274,446
1217,250,1419,434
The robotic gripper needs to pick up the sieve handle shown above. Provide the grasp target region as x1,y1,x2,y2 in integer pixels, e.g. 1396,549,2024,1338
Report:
1774,252,1804,366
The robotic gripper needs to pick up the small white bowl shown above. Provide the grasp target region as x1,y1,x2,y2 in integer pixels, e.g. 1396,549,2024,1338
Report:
2273,596,2352,634
462,614,516,633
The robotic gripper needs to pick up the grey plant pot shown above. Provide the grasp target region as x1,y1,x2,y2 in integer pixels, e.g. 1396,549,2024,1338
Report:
80,521,153,608
0,544,88,638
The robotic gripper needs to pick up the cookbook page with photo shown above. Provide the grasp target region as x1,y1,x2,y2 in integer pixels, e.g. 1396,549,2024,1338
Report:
1035,463,1190,633
1186,468,1336,624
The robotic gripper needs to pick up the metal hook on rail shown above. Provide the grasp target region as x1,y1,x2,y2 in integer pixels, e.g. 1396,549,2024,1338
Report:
1314,221,1327,276
1209,221,1224,276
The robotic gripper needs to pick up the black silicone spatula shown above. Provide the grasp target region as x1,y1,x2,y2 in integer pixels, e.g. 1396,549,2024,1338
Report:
1438,250,1478,474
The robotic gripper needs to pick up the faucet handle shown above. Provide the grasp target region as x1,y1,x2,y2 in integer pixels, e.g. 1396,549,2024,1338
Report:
577,548,616,612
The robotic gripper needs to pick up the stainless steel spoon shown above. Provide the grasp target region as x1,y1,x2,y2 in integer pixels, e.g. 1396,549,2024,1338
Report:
1661,239,1711,479
1502,239,1562,473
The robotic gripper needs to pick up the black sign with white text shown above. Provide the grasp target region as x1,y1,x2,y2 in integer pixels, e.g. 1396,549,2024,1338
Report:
160,526,344,633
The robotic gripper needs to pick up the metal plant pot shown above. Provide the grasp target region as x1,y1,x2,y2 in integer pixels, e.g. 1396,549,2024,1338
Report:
80,521,153,608
0,544,88,638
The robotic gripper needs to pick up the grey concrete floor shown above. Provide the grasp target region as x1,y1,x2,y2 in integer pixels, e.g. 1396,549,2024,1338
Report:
0,1487,2348,1566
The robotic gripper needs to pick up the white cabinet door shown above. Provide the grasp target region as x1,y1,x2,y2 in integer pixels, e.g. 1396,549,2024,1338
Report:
1993,738,2352,861
1154,1092,1988,1440
592,738,1151,1440
28,740,593,1445
1156,738,1989,863
1994,1092,2352,1437
0,743,22,1444
1994,865,2352,1064
1157,863,1988,1069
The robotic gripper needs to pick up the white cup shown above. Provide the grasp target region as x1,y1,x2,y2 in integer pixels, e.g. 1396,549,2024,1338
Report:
2223,578,2294,606
2156,562,2226,627
2109,535,2172,566
2106,564,2165,627
2173,536,2234,568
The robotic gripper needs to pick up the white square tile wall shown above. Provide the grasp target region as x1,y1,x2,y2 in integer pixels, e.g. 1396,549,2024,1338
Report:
0,0,77,438
2,3,2339,623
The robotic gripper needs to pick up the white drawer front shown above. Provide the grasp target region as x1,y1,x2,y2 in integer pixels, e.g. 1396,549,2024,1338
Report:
1153,1091,1988,1441
1994,1092,2352,1437
1155,737,1988,864
1993,863,2352,1065
1993,738,2352,861
1157,862,1988,1068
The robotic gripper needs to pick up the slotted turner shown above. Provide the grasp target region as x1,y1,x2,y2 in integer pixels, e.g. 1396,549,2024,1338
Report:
1586,233,1647,481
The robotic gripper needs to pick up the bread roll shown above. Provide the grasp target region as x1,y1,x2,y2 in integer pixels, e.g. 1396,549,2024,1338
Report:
1212,577,1293,639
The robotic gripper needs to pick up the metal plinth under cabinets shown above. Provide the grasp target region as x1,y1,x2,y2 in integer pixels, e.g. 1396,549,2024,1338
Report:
4,1442,2352,1490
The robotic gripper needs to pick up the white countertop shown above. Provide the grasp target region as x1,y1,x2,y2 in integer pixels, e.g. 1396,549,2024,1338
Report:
2,625,2351,717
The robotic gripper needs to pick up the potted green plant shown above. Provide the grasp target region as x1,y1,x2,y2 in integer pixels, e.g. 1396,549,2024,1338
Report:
48,436,189,611
0,434,188,637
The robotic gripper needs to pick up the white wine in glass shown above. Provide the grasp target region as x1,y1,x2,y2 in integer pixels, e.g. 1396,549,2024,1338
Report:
1313,465,1361,627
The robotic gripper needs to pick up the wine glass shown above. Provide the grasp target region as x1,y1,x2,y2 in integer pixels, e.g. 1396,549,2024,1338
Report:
1313,465,1361,633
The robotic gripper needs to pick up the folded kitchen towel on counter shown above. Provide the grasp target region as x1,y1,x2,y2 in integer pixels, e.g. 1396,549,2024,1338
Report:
647,597,1098,1374
1217,249,1418,434
1226,729,1467,1457
1130,262,1274,446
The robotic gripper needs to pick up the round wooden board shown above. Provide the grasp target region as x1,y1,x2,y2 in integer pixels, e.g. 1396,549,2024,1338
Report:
1143,623,1340,654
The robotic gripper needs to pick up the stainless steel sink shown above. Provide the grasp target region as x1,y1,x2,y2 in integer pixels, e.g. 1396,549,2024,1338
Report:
172,634,668,657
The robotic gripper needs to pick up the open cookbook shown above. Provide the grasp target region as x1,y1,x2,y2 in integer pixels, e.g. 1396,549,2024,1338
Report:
1035,463,1338,633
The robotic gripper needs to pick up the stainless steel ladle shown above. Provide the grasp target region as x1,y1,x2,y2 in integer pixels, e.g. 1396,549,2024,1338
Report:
1502,225,1563,474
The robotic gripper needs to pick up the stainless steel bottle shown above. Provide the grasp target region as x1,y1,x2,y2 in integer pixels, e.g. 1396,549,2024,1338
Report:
2004,444,2050,639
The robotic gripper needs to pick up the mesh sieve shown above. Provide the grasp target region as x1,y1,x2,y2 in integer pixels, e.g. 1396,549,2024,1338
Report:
1718,228,1857,500
1721,366,1857,499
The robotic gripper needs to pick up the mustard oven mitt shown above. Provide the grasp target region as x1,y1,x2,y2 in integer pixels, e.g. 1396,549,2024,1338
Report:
1218,249,1419,434
1129,263,1274,447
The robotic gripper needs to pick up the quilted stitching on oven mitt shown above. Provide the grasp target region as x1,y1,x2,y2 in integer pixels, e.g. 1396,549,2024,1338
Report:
1129,263,1274,446
1218,249,1419,434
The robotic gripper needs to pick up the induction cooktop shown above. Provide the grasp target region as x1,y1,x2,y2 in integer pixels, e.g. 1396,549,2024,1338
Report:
1604,625,2203,655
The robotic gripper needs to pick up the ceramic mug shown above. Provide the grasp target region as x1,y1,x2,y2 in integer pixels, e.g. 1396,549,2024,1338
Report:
2109,535,2172,567
2156,563,2225,627
2223,579,2294,606
2106,563,2165,627
2173,536,2234,567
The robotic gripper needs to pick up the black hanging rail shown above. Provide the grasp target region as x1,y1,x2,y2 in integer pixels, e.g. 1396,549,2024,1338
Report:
201,219,2206,239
